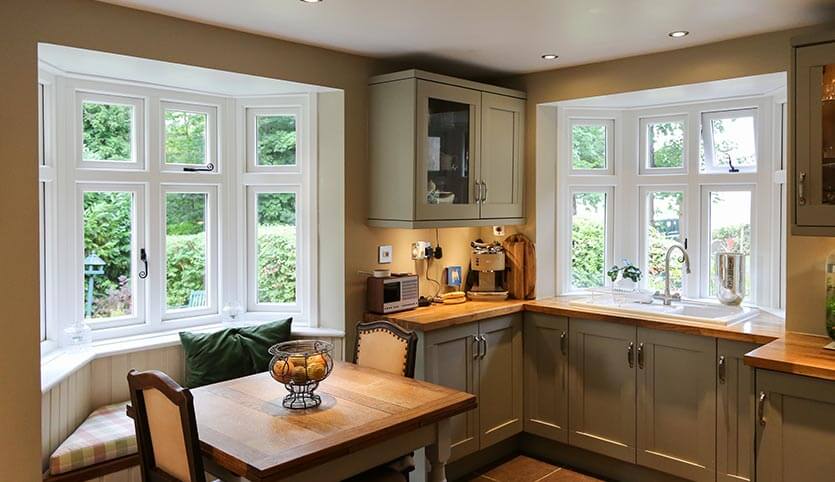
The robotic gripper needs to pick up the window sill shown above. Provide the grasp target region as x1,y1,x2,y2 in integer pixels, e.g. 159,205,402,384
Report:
41,319,344,393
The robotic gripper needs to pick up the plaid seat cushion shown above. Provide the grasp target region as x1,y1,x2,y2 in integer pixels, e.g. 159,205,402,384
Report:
49,401,137,475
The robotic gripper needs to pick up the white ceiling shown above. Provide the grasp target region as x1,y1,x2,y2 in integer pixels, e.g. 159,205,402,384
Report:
97,0,832,76
557,72,787,109
38,43,333,96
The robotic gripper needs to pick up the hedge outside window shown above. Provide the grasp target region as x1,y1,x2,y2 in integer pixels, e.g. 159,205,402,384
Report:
164,110,207,165
257,115,297,166
255,192,298,304
82,101,133,162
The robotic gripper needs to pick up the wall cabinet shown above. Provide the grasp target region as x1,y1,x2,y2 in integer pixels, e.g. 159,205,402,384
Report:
717,340,758,482
368,70,525,228
792,32,835,234
755,369,835,482
523,313,569,443
422,313,523,461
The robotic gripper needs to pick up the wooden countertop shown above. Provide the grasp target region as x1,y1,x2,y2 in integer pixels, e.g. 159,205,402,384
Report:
364,299,527,332
744,332,835,382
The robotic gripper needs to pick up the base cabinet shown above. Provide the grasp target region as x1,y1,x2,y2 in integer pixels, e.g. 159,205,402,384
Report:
422,314,523,461
636,328,716,482
523,313,569,442
717,340,758,482
755,369,835,482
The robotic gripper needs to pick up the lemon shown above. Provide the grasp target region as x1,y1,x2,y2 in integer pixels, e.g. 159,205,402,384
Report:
271,360,292,383
307,362,326,381
292,366,308,384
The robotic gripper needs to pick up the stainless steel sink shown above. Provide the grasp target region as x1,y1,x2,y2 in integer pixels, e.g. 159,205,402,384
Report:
569,296,759,325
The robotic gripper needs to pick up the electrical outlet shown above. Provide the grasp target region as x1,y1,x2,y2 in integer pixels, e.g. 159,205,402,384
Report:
378,245,392,264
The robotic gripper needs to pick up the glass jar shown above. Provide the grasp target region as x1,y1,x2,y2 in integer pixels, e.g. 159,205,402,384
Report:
827,252,835,341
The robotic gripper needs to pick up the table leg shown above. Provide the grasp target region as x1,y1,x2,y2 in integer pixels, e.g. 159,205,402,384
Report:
426,419,451,482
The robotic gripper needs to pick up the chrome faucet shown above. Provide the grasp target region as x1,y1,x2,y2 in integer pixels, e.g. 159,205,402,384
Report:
653,243,692,306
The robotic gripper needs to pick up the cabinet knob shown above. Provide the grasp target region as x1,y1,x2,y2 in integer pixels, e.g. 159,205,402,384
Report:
798,171,807,206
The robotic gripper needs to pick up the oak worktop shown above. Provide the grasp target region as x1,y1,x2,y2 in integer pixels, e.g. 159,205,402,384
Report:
744,332,835,382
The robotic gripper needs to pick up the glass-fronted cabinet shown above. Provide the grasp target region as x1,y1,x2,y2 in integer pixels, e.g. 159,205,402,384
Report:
794,34,835,235
416,81,481,221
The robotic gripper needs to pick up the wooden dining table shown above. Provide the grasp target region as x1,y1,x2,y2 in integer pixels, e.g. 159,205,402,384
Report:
191,362,477,482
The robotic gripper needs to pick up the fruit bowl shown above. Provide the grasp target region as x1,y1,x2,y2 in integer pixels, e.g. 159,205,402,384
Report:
268,339,334,409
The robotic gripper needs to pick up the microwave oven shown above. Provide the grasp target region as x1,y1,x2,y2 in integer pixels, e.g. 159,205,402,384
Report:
366,275,419,314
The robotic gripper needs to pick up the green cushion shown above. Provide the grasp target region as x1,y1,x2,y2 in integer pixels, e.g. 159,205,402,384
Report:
179,318,292,387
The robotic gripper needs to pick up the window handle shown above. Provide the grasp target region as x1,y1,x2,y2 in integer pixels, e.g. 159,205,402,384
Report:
183,163,215,172
139,248,148,279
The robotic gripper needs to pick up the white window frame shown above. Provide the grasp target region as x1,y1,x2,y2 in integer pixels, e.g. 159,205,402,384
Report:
246,105,305,173
160,185,219,321
76,91,145,170
39,70,59,352
159,100,219,172
77,182,147,330
639,114,688,175
638,186,689,293
564,185,615,293
569,118,615,175
701,108,758,174
700,184,757,299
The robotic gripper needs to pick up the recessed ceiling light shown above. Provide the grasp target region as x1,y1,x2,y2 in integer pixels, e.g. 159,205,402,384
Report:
541,54,559,60
668,30,689,38
300,0,322,3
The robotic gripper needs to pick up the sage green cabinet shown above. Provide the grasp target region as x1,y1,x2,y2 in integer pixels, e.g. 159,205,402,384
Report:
523,313,569,443
422,313,523,461
568,318,637,463
755,369,835,482
636,328,716,482
792,32,835,235
368,70,526,228
717,340,758,482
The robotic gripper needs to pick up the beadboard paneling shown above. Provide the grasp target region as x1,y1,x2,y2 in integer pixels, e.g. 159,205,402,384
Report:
42,334,344,473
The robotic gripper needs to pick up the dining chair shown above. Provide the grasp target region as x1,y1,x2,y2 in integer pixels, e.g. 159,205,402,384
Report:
351,321,419,481
353,320,419,377
126,369,215,482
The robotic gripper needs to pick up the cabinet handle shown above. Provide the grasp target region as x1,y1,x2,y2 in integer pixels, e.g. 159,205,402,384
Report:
481,335,488,359
474,181,482,203
637,343,644,369
472,335,480,359
627,342,635,368
798,171,807,206
482,181,488,202
718,355,726,383
560,331,567,356
758,391,767,426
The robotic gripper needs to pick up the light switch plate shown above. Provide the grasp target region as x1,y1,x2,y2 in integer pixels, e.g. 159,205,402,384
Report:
378,245,392,264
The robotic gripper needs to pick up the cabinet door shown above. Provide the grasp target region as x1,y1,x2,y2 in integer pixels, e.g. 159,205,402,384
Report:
424,323,480,461
569,318,637,463
795,41,835,230
480,93,524,220
717,340,758,482
478,314,523,448
636,328,716,482
756,369,835,482
415,80,481,221
523,313,568,442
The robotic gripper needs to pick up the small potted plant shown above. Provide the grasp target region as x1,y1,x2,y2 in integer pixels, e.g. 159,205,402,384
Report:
608,260,642,292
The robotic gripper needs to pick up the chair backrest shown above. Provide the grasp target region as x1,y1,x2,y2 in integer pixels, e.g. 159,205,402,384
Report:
127,369,206,482
354,321,418,378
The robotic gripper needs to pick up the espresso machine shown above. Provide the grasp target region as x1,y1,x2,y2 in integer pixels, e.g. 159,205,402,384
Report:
466,241,509,300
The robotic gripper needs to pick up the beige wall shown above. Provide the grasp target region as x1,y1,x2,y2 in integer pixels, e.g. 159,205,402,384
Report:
0,0,477,478
497,26,835,336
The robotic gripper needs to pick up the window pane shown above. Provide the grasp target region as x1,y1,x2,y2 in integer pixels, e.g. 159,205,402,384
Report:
256,192,297,303
646,191,684,293
571,124,607,169
165,110,207,165
82,102,133,161
571,192,607,289
83,191,134,319
647,120,684,168
166,193,207,310
709,191,752,296
707,115,756,170
40,183,47,340
256,115,296,166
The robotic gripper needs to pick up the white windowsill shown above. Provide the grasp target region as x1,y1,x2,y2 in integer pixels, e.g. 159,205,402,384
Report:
41,319,344,393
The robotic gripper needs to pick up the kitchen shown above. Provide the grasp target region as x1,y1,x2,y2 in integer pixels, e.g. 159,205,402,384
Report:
5,2,835,482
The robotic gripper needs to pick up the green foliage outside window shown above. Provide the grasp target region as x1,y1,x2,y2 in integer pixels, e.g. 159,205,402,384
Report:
165,110,206,165
648,121,684,168
571,124,606,169
257,115,296,166
571,217,605,288
83,192,133,318
82,102,132,161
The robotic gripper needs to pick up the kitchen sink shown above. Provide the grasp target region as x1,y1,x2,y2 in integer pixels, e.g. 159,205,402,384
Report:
569,296,759,325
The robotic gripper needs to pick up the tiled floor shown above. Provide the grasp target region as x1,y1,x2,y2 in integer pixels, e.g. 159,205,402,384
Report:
466,455,604,482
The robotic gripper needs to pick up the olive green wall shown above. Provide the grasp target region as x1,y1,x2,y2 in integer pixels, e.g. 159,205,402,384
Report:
497,26,835,336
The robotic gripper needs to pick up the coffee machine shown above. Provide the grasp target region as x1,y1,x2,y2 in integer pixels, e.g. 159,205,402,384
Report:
467,241,509,300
